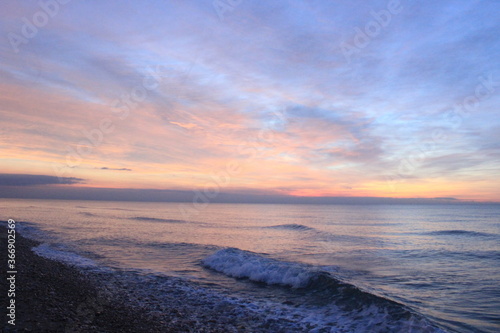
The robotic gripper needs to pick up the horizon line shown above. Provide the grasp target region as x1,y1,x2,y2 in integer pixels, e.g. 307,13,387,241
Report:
1,185,498,205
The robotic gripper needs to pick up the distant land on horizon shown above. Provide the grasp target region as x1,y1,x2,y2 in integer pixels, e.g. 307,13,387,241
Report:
0,186,497,206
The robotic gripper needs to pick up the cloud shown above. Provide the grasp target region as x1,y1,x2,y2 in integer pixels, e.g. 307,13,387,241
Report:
99,167,132,171
0,1,499,202
0,185,482,204
0,174,85,186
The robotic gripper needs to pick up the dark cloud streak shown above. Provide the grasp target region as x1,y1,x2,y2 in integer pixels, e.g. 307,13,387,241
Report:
99,167,132,171
0,185,487,204
0,174,85,186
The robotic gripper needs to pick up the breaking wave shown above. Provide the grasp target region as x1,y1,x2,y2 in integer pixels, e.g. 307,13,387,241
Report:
202,248,446,332
203,248,313,288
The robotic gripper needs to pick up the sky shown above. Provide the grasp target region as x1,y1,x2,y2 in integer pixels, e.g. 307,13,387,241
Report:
0,0,499,203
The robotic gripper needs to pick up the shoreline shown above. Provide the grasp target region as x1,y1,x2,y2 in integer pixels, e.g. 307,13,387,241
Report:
0,225,306,332
1,225,170,332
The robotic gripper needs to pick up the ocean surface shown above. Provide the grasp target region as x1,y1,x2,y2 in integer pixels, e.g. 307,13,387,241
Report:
2,199,499,332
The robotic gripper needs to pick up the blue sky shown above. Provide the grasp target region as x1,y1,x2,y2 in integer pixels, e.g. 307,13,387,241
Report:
0,0,499,202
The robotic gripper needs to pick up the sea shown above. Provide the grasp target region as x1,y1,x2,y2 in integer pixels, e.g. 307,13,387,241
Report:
2,199,499,332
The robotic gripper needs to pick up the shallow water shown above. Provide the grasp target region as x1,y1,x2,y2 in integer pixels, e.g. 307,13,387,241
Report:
2,199,499,332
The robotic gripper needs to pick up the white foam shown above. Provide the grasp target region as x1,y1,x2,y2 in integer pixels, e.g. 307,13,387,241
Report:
32,243,99,269
13,222,47,241
105,268,448,333
202,248,313,288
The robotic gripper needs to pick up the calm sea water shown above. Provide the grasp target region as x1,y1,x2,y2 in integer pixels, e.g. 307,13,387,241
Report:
2,199,499,332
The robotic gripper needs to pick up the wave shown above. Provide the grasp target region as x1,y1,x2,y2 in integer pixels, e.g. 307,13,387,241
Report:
202,248,444,331
32,243,102,270
130,217,186,223
202,248,384,296
203,248,314,288
105,207,135,211
264,223,315,231
425,230,497,237
10,221,54,242
79,212,98,217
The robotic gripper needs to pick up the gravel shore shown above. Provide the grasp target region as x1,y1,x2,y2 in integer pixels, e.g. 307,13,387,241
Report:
1,225,171,332
0,225,309,333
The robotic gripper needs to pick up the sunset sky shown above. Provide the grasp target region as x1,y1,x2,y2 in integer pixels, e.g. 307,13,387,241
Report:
1,0,499,203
